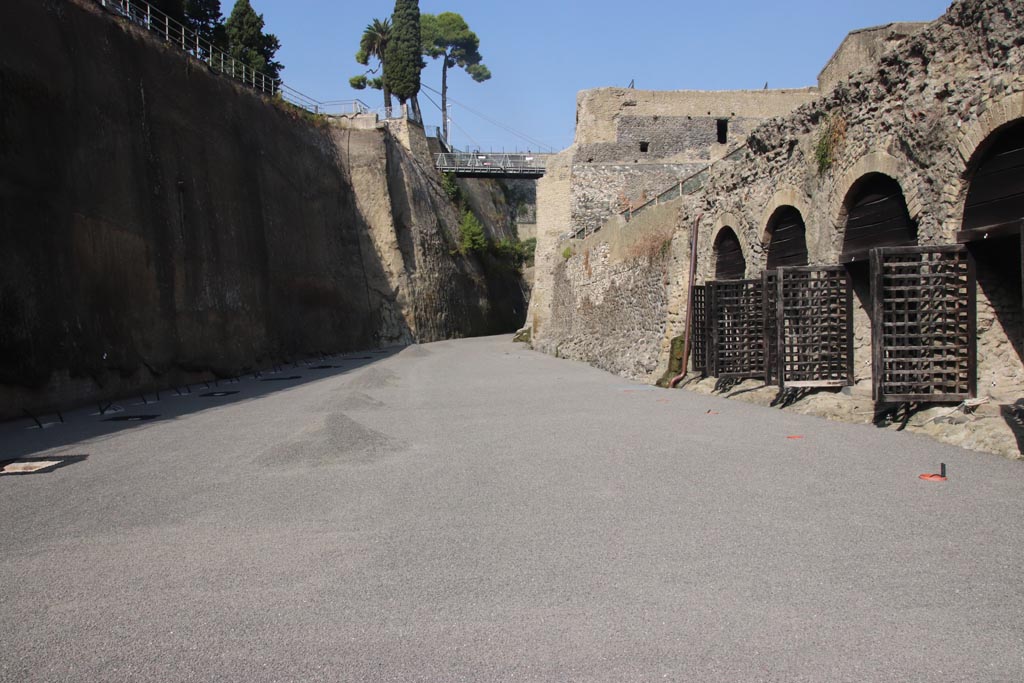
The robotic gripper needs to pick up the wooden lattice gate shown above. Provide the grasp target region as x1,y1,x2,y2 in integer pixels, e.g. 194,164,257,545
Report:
708,279,765,380
870,246,977,403
763,271,778,385
775,266,854,389
690,285,707,374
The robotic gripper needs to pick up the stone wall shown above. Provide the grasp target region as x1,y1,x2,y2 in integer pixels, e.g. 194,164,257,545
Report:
537,201,685,379
529,0,1024,455
817,22,927,93
679,0,1024,400
0,0,525,418
567,87,820,240
573,88,822,147
526,151,573,341
569,163,700,237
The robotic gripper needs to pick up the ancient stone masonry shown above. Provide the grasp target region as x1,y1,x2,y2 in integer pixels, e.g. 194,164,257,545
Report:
682,0,1024,395
539,203,682,378
529,0,1024,457
817,22,927,93
567,88,819,237
0,0,525,418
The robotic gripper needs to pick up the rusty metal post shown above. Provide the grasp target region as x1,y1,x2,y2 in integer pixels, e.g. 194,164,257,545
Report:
670,214,703,388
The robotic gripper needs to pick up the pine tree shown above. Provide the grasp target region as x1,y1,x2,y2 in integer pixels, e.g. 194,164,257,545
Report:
150,0,186,23
348,18,393,113
384,0,422,107
225,0,283,82
185,0,226,50
421,12,491,142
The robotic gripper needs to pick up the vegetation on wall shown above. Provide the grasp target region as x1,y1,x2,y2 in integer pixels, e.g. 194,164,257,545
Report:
626,228,674,262
492,238,534,268
442,173,531,270
814,113,848,175
518,237,536,267
441,171,461,203
459,209,487,254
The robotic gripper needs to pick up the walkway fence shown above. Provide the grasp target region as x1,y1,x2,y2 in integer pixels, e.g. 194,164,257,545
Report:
93,0,411,120
621,146,749,224
564,146,749,241
435,152,547,178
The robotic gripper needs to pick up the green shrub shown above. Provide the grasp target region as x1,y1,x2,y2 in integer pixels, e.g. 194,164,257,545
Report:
459,210,487,254
491,237,535,268
441,171,461,203
493,237,519,262
520,237,537,266
562,246,573,260
815,113,847,175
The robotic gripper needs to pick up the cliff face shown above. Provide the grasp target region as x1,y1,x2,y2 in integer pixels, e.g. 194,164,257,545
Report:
0,0,525,417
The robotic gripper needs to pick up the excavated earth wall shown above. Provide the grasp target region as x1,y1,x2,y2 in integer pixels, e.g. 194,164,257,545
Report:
0,0,525,418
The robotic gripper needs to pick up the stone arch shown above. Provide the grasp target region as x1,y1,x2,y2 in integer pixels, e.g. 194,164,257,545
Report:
713,227,746,280
961,118,1024,232
763,205,809,270
833,169,918,386
958,115,1024,399
837,172,918,263
831,151,924,257
758,188,810,244
707,213,749,280
950,94,1024,232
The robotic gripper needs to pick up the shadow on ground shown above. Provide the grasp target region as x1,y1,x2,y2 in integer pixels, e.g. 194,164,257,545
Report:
0,347,405,462
1000,400,1024,453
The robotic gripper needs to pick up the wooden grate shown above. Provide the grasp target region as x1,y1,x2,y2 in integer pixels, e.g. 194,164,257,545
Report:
691,285,707,374
763,271,778,385
708,279,765,380
871,246,976,403
706,283,718,377
776,267,854,389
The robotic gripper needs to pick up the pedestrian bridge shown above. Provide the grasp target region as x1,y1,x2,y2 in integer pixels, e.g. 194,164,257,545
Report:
435,152,548,178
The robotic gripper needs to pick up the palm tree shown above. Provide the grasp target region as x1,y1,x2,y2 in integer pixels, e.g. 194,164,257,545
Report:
350,18,393,114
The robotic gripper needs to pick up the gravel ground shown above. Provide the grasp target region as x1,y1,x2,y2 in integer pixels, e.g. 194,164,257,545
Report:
2,336,1023,682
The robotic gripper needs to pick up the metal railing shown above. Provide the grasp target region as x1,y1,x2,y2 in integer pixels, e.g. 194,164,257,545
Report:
621,145,749,223
561,145,749,241
93,0,388,119
305,99,372,116
436,152,547,177
430,127,453,153
96,0,286,98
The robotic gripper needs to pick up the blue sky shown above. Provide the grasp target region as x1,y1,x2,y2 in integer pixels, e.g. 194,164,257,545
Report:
252,0,952,152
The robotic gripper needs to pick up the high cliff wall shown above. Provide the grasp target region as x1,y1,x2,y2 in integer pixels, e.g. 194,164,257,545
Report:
0,0,525,418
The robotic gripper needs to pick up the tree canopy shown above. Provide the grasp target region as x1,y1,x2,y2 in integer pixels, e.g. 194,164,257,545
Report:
225,0,283,82
383,0,422,105
150,0,186,23
185,0,227,49
349,18,392,111
420,12,490,143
